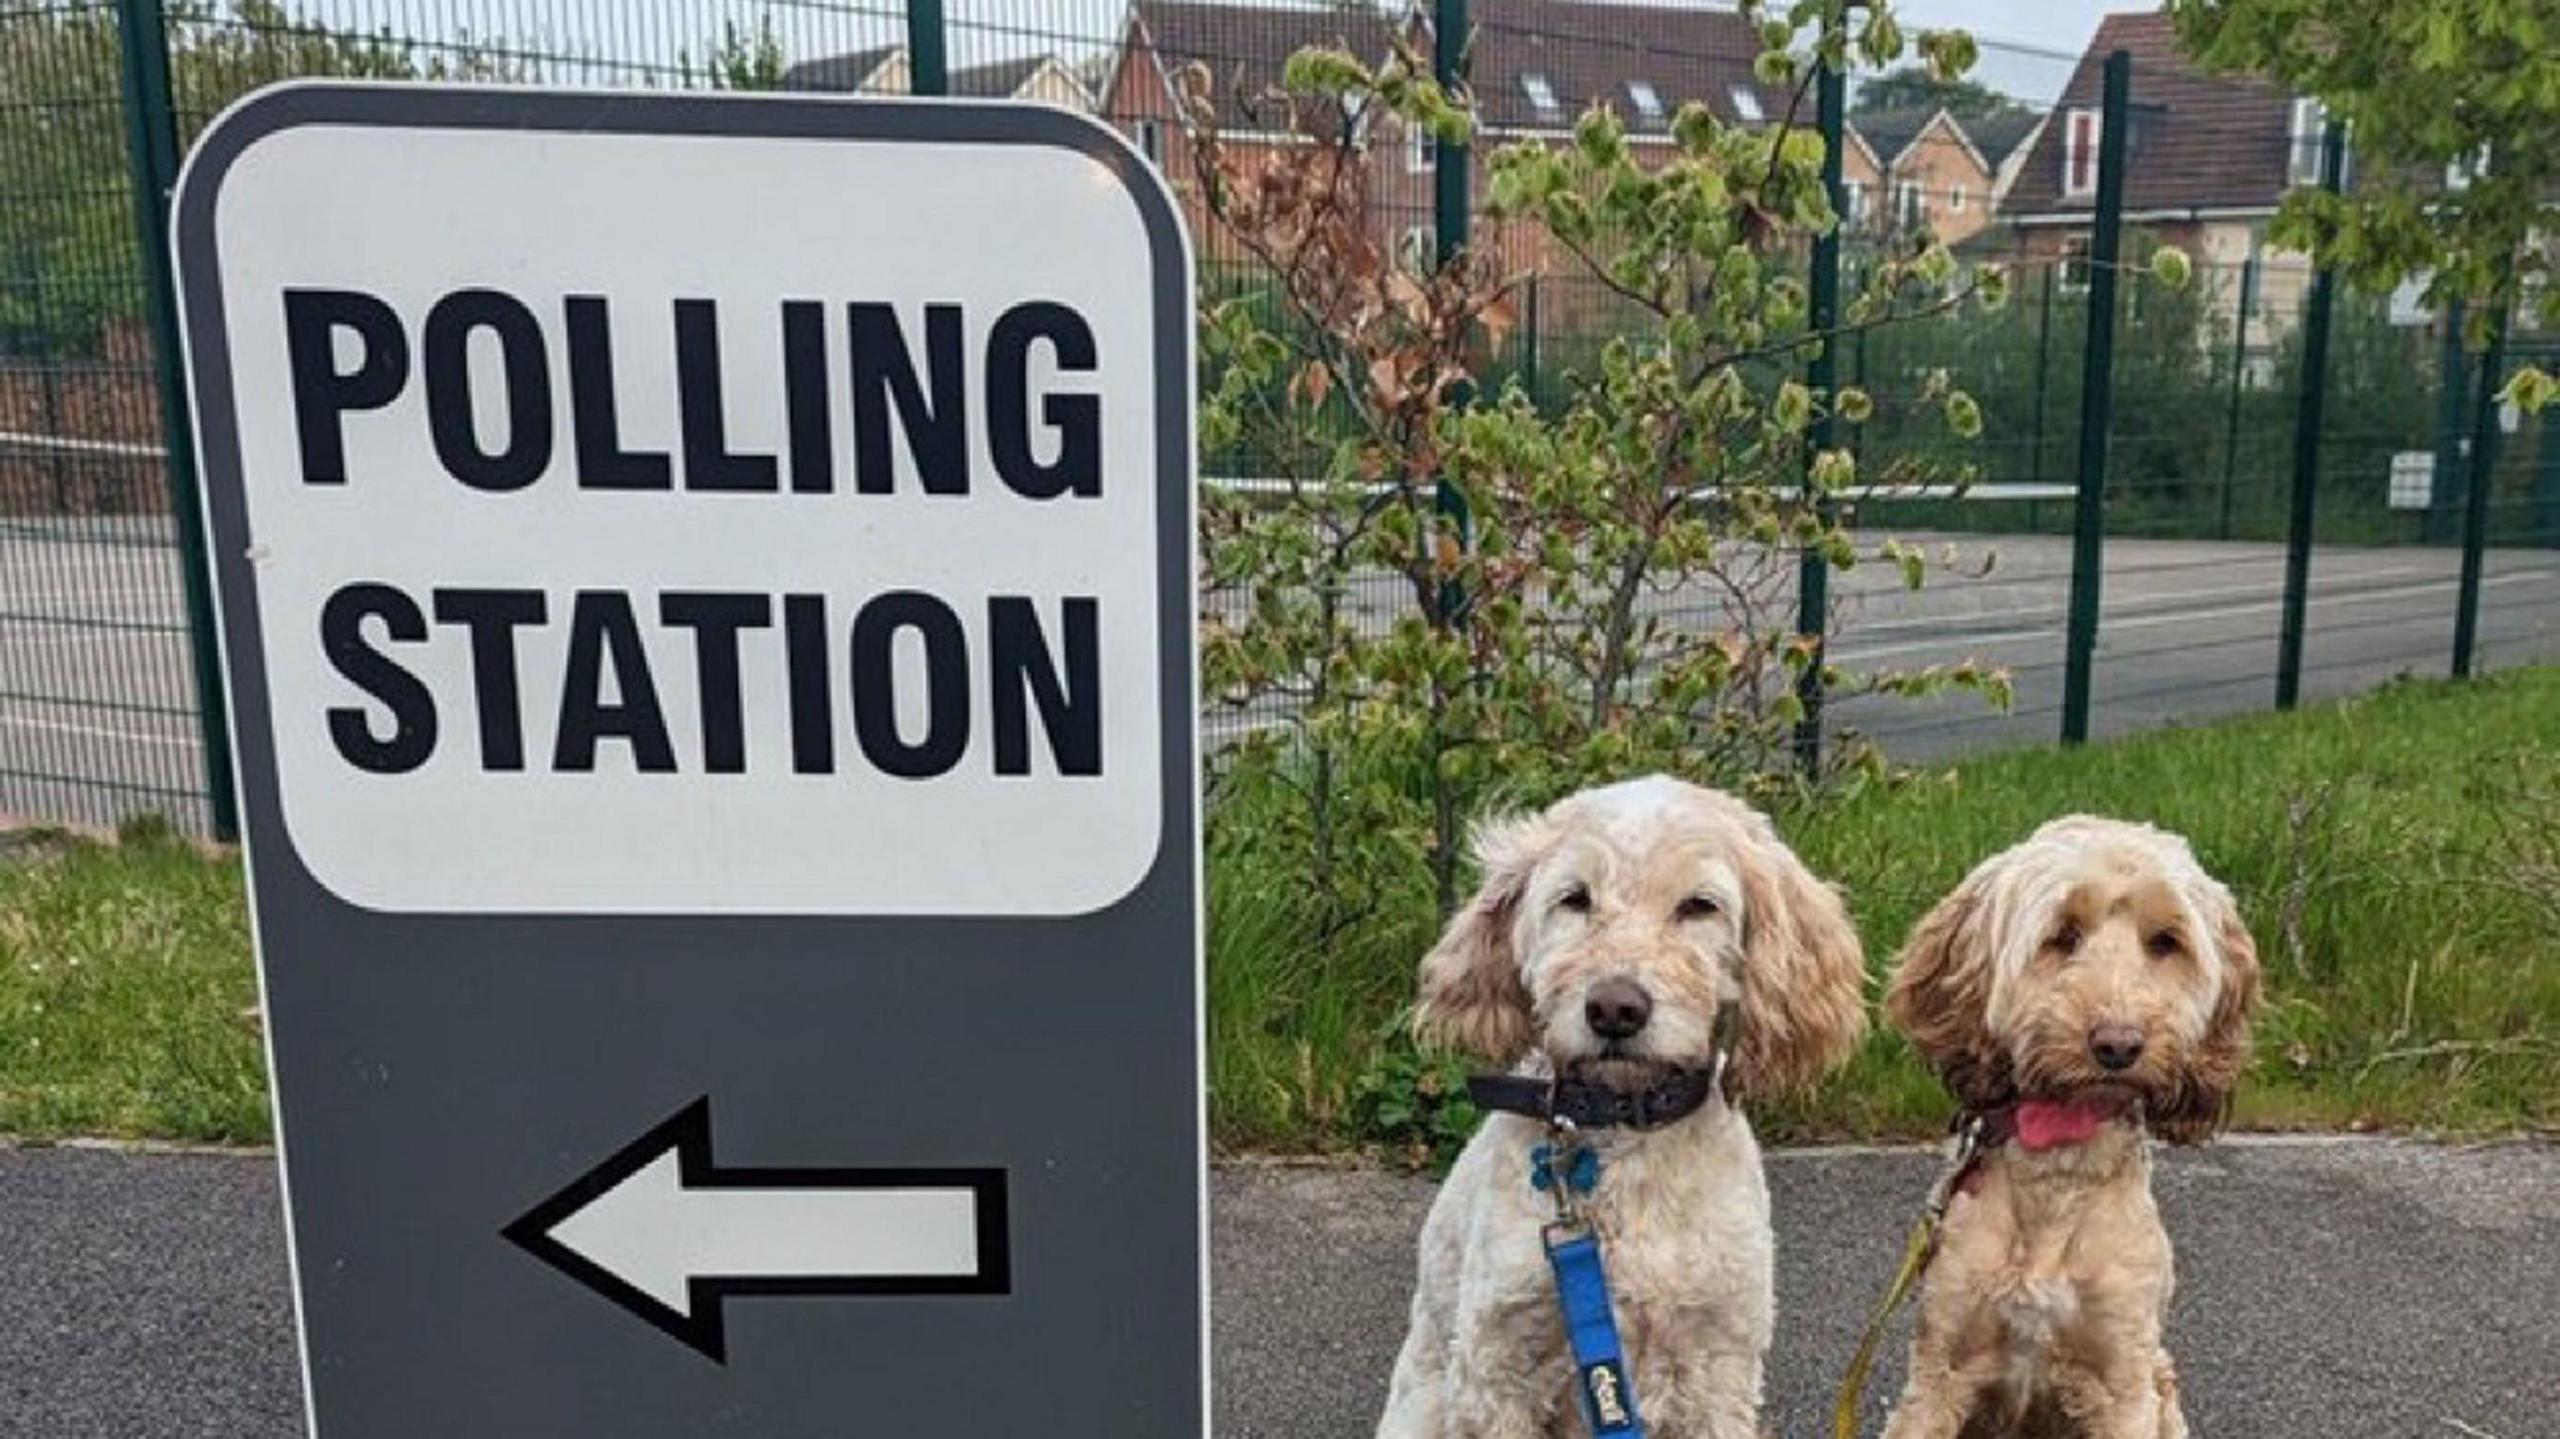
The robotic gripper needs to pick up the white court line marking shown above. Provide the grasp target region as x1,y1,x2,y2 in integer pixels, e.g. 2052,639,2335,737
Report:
0,712,201,749
1837,570,2553,663
1842,566,2422,639
0,429,168,459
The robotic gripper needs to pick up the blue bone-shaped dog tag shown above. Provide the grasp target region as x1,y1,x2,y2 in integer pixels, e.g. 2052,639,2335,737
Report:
1530,1143,1601,1196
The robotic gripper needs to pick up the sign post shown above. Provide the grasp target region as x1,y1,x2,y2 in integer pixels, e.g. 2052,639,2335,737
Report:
174,84,1201,1436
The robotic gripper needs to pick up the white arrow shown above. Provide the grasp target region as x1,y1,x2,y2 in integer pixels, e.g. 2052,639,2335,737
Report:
505,1099,1009,1360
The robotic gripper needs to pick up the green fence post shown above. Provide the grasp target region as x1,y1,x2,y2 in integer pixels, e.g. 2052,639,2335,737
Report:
1523,272,1540,403
2218,249,2259,541
1432,0,1469,624
115,0,239,840
1793,54,1847,774
2427,298,2468,545
2060,50,2131,746
2536,370,2560,544
2451,300,2511,678
1850,269,1870,466
2030,259,2055,485
34,315,71,512
905,0,946,95
2275,121,2344,710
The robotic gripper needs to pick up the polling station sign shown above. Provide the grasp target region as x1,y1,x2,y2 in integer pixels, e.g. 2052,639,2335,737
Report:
174,83,1201,1436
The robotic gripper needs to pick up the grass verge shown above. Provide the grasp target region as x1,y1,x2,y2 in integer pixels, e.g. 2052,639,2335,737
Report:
0,818,264,1143
4,671,2556,1150
1211,667,2560,1154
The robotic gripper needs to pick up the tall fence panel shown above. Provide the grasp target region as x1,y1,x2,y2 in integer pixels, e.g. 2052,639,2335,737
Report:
1,0,214,832
0,0,2553,835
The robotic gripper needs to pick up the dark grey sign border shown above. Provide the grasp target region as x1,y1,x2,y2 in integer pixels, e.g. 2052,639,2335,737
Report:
171,80,1199,924
171,81,1203,1432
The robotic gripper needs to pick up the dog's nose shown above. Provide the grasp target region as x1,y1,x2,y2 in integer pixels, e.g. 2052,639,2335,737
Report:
2089,1024,2146,1072
1585,978,1653,1040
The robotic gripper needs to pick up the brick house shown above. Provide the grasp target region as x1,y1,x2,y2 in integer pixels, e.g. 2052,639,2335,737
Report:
1382,0,1794,332
2003,11,2327,336
1096,1,1850,331
1095,2,1394,268
1845,106,2044,249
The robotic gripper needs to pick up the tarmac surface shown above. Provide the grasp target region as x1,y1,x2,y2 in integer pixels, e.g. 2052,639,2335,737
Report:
3,1136,2552,1437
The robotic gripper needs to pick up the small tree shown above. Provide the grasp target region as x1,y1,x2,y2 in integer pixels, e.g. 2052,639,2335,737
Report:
0,0,511,356
686,16,788,91
1851,64,2016,119
2168,0,2556,411
1187,3,2009,934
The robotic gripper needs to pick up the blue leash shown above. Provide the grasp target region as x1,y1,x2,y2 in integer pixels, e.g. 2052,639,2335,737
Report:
1535,1136,1644,1436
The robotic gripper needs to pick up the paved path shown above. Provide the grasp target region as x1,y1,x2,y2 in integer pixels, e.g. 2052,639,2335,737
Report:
3,1137,2552,1436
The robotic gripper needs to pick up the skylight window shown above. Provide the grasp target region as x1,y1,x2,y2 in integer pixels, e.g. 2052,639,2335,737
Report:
1729,85,1764,123
1627,79,1665,120
1521,71,1560,117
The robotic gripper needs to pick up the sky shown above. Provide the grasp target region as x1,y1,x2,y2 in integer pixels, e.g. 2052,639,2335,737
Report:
1896,0,2160,101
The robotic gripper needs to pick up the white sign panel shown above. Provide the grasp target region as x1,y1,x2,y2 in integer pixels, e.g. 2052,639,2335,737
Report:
2389,450,2434,510
202,95,1166,915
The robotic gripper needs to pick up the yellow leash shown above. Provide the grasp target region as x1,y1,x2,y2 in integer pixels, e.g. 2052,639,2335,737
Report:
1830,1117,1988,1439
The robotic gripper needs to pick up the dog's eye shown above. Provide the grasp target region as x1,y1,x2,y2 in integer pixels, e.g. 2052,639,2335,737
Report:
2050,922,2083,957
1675,895,1720,922
1556,884,1592,914
2146,930,2181,959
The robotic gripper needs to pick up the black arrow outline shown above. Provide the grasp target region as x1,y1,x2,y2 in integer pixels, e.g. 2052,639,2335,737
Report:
503,1097,1010,1361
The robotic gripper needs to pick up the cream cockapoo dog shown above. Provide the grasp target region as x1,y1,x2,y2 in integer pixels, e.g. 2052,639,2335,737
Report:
1879,816,2263,1439
1376,776,1869,1439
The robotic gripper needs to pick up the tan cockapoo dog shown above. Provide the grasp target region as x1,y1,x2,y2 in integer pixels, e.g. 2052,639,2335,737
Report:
1879,816,2263,1439
1376,776,1869,1439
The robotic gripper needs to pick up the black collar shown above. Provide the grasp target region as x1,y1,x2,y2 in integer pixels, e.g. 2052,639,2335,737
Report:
1468,1065,1723,1132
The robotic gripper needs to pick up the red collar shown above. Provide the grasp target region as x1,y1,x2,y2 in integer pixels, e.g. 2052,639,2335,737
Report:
1951,1096,2134,1194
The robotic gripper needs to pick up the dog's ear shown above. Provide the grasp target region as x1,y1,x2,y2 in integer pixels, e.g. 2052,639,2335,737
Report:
1727,830,1869,1100
1884,866,2012,1110
1413,812,1551,1063
2151,883,2263,1145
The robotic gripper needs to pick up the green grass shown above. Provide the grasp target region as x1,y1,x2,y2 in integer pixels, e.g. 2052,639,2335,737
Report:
4,673,2557,1150
1210,668,2560,1153
1774,667,2560,1143
0,818,265,1143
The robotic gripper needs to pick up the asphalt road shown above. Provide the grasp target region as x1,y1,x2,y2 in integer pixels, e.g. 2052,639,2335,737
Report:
3,1137,2552,1437
3,520,2557,834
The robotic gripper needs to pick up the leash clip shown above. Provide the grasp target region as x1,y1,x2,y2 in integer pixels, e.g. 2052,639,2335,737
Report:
1541,1114,1586,1230
1927,1113,1986,1220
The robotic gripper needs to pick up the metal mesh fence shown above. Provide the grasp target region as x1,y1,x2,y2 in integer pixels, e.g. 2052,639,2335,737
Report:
1,0,211,830
0,0,2552,833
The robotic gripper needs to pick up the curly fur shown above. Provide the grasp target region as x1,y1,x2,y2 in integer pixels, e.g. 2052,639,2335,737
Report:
1385,775,1867,1439
1880,816,2264,1439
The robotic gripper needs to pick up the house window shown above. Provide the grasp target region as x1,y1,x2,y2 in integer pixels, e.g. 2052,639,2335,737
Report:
1842,179,1868,227
1893,179,1922,230
2286,97,2327,185
1407,120,1433,173
2063,108,2100,198
1626,79,1664,122
1402,225,1435,274
2058,236,2093,293
1135,118,1163,166
1729,85,1764,123
1520,71,1560,119
1949,183,1968,213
